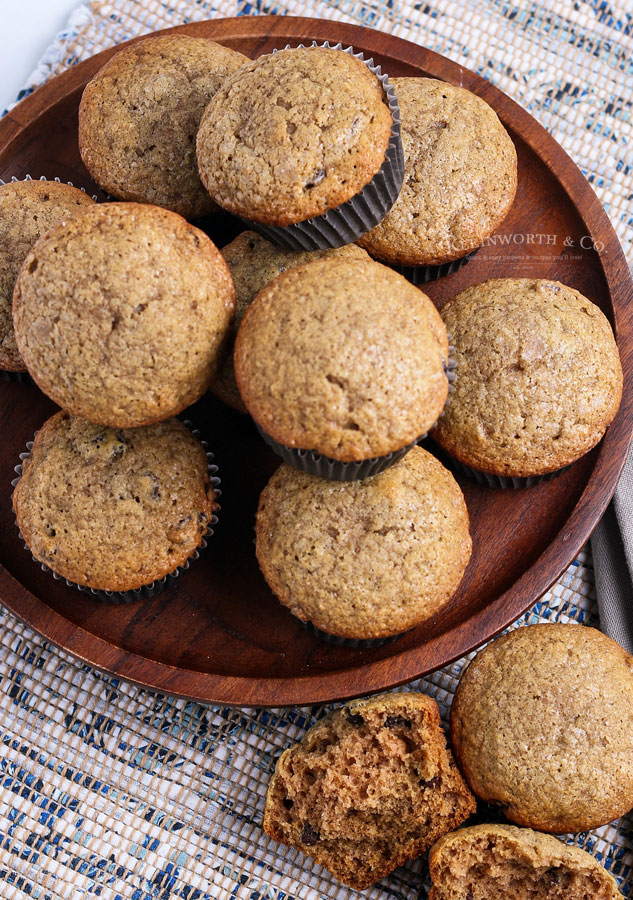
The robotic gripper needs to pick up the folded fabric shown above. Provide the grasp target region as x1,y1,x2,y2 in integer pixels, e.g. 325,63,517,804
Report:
592,439,633,656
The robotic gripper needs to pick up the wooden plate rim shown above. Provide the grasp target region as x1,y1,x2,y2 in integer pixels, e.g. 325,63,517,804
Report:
1,15,631,707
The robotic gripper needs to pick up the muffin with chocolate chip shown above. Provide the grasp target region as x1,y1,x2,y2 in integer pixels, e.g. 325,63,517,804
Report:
429,825,623,900
13,412,216,594
197,45,402,246
264,691,475,889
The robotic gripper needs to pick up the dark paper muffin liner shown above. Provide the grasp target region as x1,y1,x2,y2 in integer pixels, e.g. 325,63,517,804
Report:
0,173,99,198
242,41,405,251
0,370,32,384
1,175,99,381
444,343,458,396
302,619,411,649
256,423,426,481
11,419,220,603
393,249,478,286
443,454,569,489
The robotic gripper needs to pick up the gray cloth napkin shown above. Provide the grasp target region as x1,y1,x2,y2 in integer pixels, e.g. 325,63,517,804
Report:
591,437,633,656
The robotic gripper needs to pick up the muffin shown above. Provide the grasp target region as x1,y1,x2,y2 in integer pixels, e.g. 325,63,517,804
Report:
214,231,369,412
357,78,517,275
13,202,235,427
12,412,217,594
235,256,449,477
79,35,247,219
0,179,95,372
256,447,472,640
429,825,623,900
196,45,403,248
432,279,623,481
450,624,633,833
264,692,475,889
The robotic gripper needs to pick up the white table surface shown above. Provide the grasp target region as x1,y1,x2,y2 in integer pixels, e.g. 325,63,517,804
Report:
1,0,78,112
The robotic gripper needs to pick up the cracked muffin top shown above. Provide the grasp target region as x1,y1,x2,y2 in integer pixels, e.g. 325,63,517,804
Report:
450,624,633,834
13,412,217,592
0,179,95,372
234,256,449,461
357,77,517,266
431,278,622,477
79,35,247,219
13,202,235,428
255,446,472,639
213,231,369,412
196,46,393,226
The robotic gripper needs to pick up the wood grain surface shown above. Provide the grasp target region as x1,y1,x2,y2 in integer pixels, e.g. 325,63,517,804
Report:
0,16,631,707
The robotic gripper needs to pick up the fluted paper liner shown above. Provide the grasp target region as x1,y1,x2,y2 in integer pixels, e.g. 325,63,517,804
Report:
242,42,405,250
11,419,220,603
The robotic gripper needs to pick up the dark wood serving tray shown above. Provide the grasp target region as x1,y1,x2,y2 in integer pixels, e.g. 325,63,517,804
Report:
0,16,631,707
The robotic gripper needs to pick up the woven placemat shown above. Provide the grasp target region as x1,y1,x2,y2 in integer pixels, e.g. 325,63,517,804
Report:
1,2,632,898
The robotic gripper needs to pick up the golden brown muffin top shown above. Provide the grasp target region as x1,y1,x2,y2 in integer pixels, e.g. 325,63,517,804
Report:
213,231,369,412
79,35,247,219
0,180,95,371
450,624,633,834
432,278,622,476
13,202,235,428
196,47,393,226
235,256,449,461
13,412,216,592
256,447,472,639
358,77,517,266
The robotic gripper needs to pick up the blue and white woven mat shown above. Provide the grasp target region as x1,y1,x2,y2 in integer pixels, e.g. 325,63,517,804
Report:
1,2,632,898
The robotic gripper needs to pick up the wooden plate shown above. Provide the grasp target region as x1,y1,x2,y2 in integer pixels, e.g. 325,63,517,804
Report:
1,16,631,707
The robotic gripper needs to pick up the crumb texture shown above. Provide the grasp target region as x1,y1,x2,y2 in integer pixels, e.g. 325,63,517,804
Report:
450,625,633,833
214,232,368,411
13,202,235,427
256,446,472,638
432,279,623,477
12,412,216,591
358,78,517,265
79,35,247,218
235,257,449,460
264,692,475,889
0,180,94,371
429,824,623,900
196,47,392,226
